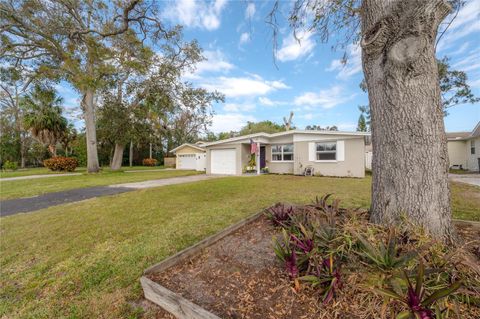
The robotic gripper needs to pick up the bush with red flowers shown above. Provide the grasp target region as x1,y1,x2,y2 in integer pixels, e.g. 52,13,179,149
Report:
142,158,157,166
43,156,78,172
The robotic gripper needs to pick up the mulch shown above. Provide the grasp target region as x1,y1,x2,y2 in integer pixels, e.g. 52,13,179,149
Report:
145,216,480,319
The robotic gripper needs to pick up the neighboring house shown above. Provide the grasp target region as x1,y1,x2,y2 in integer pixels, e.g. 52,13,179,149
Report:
447,121,480,172
171,143,206,171
201,130,369,177
365,144,373,170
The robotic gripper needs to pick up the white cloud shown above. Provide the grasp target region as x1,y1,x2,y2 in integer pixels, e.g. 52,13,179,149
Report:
184,49,234,79
164,0,227,31
245,3,255,19
326,44,362,80
469,78,480,89
211,113,255,133
294,86,354,109
437,0,480,52
452,49,480,72
300,113,314,120
199,75,289,98
223,103,255,112
276,31,316,62
258,97,275,106
258,97,287,107
239,32,250,45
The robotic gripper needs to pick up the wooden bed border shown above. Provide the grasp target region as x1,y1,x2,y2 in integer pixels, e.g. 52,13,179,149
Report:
140,210,265,319
140,213,479,319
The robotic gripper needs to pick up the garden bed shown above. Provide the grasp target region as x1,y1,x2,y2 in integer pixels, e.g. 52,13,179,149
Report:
142,203,480,319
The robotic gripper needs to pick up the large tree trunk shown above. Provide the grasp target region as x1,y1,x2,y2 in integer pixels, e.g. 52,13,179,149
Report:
83,89,100,173
111,143,125,170
129,141,133,167
361,0,452,240
20,134,26,168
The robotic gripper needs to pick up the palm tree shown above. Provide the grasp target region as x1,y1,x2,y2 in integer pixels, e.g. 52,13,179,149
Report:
22,85,67,156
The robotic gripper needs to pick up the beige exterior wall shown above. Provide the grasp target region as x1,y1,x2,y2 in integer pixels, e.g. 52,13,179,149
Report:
175,145,205,168
265,144,294,174
175,145,204,155
447,140,467,168
466,137,480,172
204,133,366,177
293,138,365,177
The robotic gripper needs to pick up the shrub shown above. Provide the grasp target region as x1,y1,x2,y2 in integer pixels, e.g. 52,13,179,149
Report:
142,158,157,166
2,160,18,171
43,156,78,171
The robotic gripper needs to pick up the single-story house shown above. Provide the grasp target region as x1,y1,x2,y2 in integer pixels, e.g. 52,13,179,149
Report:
447,121,480,172
201,130,370,177
171,143,206,171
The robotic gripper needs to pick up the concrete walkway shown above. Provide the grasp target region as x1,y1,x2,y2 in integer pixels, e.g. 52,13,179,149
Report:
449,174,480,187
0,174,223,217
1,173,81,181
110,174,221,189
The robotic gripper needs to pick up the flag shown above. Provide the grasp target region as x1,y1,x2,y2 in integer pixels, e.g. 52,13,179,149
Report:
250,138,257,154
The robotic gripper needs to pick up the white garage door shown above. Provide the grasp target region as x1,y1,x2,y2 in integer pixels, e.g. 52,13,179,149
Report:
211,149,236,175
177,154,197,169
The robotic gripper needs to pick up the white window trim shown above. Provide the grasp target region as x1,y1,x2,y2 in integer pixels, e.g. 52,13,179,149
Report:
271,144,294,162
315,141,337,162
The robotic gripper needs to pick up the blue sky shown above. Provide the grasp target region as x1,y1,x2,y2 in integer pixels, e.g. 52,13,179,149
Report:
60,0,480,134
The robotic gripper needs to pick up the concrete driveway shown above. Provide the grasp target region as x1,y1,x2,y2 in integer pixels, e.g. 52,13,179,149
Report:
1,174,224,217
449,174,480,187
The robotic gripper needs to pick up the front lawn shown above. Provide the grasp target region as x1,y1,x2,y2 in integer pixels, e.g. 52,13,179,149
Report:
0,169,197,200
0,166,165,179
0,175,478,318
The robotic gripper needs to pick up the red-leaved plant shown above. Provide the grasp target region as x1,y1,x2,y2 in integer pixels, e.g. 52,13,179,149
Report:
267,203,295,227
300,254,342,304
374,262,462,319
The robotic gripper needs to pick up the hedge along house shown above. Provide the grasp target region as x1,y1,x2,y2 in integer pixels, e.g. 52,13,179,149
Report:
171,143,206,171
447,121,480,172
202,130,370,177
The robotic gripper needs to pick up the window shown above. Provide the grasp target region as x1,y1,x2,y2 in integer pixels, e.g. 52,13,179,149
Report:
471,140,476,155
316,142,336,160
272,144,294,161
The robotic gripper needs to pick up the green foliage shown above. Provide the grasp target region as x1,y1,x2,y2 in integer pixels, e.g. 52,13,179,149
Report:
305,125,338,131
353,229,418,270
239,120,285,135
300,255,342,304
2,160,18,170
22,85,68,152
43,156,78,172
70,133,87,167
374,263,462,319
438,57,480,112
359,57,479,117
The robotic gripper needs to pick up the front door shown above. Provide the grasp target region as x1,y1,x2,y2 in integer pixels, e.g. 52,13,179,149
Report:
260,146,266,168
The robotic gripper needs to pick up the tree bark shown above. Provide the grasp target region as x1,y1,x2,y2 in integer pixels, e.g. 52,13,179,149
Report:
149,142,153,159
129,141,133,167
83,88,100,173
110,143,125,170
361,0,452,240
48,144,57,157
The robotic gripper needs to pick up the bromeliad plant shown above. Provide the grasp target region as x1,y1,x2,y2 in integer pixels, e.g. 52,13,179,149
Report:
273,229,299,278
354,229,418,271
266,203,295,227
300,254,342,304
375,263,462,319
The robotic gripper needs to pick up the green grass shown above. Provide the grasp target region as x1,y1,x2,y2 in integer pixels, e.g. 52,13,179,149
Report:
449,168,477,175
0,175,478,318
0,166,165,178
0,169,198,200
